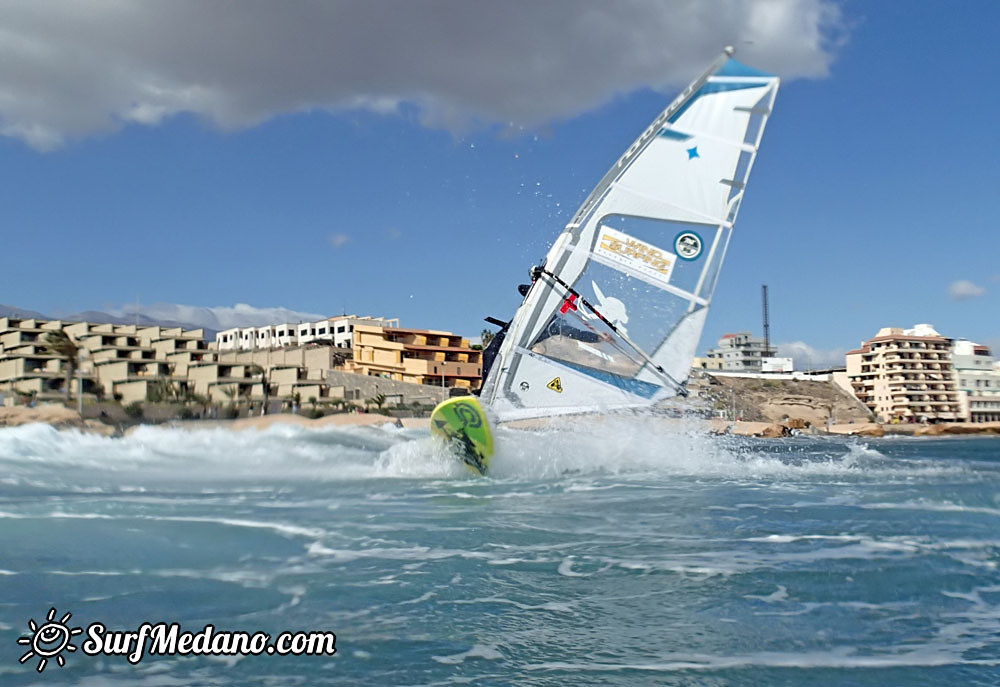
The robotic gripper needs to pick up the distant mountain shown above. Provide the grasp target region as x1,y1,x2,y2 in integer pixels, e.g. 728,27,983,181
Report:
0,304,217,341
1,302,331,342
68,310,219,341
0,304,50,319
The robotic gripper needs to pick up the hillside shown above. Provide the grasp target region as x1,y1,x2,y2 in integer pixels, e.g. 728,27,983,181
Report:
691,374,873,427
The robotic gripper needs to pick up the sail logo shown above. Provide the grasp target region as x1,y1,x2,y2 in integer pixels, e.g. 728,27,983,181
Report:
594,225,675,289
590,281,629,335
674,231,703,260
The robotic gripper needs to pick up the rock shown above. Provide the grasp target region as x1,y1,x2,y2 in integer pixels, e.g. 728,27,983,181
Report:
827,422,884,437
732,421,788,438
82,419,117,437
914,422,1000,436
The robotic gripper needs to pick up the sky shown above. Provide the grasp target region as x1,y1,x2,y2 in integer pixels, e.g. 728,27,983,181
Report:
1,0,997,367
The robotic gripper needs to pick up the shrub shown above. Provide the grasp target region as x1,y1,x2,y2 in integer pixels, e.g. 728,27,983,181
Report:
124,402,144,419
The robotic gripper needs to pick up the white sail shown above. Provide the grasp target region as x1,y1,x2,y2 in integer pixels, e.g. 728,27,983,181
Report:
481,50,779,422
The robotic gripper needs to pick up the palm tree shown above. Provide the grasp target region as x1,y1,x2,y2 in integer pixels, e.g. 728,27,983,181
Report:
240,384,252,415
221,386,238,417
481,328,495,348
42,330,79,402
146,377,177,403
188,392,210,417
248,364,270,415
367,392,387,412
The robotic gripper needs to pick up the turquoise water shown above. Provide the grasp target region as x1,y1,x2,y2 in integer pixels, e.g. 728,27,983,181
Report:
1,420,999,685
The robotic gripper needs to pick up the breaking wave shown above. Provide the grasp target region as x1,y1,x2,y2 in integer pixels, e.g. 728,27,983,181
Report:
0,417,986,494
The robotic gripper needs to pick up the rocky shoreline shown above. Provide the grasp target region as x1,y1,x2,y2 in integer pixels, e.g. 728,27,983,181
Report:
716,419,1000,438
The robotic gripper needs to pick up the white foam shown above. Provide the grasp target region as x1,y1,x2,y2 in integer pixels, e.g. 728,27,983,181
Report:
746,585,789,603
0,415,992,490
431,644,503,665
557,556,589,577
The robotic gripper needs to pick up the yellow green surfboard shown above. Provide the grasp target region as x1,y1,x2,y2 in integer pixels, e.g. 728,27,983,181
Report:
429,396,493,475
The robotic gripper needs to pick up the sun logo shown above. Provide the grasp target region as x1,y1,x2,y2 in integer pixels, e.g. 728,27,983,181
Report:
17,607,83,672
590,281,629,335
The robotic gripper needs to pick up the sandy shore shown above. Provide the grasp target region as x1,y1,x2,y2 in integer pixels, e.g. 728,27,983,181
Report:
0,404,118,435
0,406,430,435
188,412,431,432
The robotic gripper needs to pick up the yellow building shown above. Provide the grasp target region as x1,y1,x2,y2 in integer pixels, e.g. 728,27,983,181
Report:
349,325,482,390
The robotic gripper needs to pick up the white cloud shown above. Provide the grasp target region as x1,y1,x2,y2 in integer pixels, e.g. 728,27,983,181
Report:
113,302,326,330
776,341,848,369
329,233,351,249
0,0,845,150
948,280,986,301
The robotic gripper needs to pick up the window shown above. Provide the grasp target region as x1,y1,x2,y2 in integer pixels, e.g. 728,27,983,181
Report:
318,328,326,335
337,326,345,333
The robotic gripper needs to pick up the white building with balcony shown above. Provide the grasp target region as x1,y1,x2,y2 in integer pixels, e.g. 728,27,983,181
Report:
952,339,1000,422
704,332,777,372
215,315,399,352
846,324,961,423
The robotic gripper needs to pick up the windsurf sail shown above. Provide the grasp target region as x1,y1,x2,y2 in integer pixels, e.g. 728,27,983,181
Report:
480,48,779,422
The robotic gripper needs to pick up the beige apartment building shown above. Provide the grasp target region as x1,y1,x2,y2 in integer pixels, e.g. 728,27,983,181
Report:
0,317,213,404
348,325,483,390
0,318,80,402
846,324,962,423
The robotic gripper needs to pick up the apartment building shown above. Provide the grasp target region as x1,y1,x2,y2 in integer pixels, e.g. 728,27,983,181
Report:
348,325,483,390
952,340,1000,423
215,315,399,351
704,332,777,372
0,317,212,404
0,318,81,402
846,324,962,423
2,315,473,408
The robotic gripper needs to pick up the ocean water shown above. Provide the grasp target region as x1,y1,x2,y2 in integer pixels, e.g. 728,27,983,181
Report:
1,418,999,686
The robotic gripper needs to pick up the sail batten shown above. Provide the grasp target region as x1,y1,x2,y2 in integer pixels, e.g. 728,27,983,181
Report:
480,51,779,423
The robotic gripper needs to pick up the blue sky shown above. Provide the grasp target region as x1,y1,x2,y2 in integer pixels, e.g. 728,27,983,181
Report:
1,1,997,366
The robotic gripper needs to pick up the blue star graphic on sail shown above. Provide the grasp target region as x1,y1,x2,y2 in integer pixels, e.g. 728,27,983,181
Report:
686,146,700,159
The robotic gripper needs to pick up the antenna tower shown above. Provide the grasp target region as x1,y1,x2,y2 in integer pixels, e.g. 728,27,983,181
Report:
761,284,770,355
